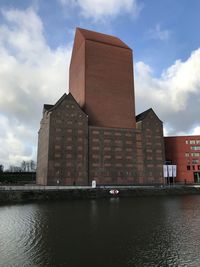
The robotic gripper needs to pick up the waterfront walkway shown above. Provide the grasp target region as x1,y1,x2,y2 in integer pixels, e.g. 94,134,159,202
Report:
0,184,200,191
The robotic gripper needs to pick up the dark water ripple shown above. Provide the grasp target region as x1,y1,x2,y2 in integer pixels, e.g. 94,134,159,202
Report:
1,196,200,267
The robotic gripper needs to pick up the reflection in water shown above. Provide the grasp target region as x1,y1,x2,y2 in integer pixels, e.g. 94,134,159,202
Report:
1,196,200,266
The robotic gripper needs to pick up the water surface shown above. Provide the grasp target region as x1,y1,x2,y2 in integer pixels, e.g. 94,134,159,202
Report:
1,196,200,266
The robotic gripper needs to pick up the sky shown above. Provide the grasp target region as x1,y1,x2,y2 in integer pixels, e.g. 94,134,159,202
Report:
0,0,200,169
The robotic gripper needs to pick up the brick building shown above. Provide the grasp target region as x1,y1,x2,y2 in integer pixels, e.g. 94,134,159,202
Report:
36,28,165,186
165,136,200,183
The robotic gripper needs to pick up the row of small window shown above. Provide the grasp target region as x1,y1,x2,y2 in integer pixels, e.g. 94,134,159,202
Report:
185,147,200,153
191,146,200,151
186,140,200,144
187,165,200,170
91,170,134,176
92,139,133,144
92,130,133,137
185,152,200,157
92,163,134,168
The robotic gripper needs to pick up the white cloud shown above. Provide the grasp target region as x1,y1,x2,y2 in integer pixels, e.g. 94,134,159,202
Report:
59,0,141,22
1,6,200,170
135,48,200,136
192,126,200,135
0,7,72,168
148,24,170,41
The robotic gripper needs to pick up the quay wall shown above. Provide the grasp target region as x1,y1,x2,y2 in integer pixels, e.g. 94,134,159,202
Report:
1,186,200,204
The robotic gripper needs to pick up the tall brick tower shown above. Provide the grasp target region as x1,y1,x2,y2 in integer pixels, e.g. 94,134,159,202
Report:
37,27,165,186
69,28,136,129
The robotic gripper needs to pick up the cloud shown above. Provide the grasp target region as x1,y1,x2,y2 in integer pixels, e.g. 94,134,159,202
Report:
135,49,200,135
1,6,200,170
59,0,141,22
148,24,171,41
192,126,200,135
0,7,72,168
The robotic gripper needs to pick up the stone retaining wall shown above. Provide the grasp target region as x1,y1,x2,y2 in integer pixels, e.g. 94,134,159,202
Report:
1,186,200,205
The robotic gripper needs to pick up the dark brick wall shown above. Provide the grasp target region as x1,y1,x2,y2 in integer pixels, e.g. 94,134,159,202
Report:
89,126,138,185
47,96,88,185
37,95,88,186
135,131,145,184
136,110,165,184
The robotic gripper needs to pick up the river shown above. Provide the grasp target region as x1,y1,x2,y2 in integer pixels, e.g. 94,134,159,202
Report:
0,195,200,267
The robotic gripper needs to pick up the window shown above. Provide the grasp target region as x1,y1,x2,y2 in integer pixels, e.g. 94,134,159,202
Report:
104,155,111,159
93,130,100,135
186,140,188,144
93,138,99,142
190,140,196,144
191,152,200,157
115,147,122,151
115,140,122,144
198,165,200,170
187,165,191,170
92,147,100,151
192,165,195,170
196,140,200,144
191,146,200,150
192,159,199,164
185,152,189,157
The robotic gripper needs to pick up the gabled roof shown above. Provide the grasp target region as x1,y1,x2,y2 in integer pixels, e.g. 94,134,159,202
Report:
136,108,162,123
43,104,54,111
45,93,88,117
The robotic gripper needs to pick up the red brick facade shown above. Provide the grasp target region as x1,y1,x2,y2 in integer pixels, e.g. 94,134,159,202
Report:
69,28,136,129
165,136,200,183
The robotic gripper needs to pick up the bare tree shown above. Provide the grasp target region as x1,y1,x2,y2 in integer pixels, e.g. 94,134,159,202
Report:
0,164,4,172
7,160,36,172
8,165,22,172
21,161,26,171
30,160,36,171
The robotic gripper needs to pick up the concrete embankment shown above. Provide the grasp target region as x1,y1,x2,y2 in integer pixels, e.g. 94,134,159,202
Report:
1,185,200,205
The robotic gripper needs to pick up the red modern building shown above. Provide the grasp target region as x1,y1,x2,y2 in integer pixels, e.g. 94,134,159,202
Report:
165,136,200,183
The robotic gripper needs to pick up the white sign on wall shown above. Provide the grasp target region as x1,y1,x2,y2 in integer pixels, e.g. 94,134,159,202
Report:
92,180,96,188
163,165,168,178
172,165,177,177
168,165,173,177
163,165,177,178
